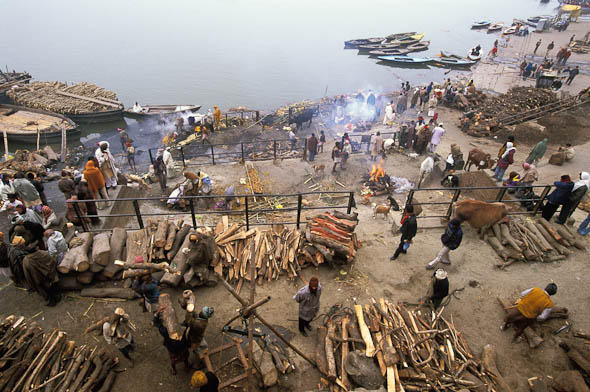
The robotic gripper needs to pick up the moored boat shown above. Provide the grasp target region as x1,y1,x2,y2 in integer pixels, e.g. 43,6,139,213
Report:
368,48,410,57
0,104,79,143
433,57,477,67
487,23,504,32
472,20,491,29
377,55,433,65
405,41,430,52
467,45,482,61
387,33,425,46
503,26,517,35
124,104,202,119
357,43,402,52
384,32,417,40
344,38,384,48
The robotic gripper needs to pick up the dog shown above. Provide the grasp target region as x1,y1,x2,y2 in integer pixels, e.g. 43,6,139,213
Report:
372,202,391,220
312,164,325,177
386,195,400,211
407,152,419,160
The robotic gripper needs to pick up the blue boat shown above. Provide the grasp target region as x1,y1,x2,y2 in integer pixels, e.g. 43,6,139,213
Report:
377,55,434,65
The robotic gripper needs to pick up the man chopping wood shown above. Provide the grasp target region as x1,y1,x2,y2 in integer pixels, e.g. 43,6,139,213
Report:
293,276,322,337
102,307,136,364
501,283,557,341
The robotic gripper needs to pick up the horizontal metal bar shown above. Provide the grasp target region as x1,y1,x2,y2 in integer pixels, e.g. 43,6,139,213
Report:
409,184,551,192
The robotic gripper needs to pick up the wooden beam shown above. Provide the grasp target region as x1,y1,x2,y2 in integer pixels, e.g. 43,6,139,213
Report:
55,90,122,108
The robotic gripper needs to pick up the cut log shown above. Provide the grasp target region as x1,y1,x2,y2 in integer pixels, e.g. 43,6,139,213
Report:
492,223,503,243
104,228,127,278
125,229,148,263
331,210,359,221
354,304,376,357
43,145,59,161
486,235,510,260
500,223,523,249
559,342,590,374
325,321,337,382
523,327,544,348
555,225,575,245
165,222,178,251
167,224,190,261
76,271,94,284
341,316,351,390
525,221,553,252
537,218,563,243
92,232,111,266
535,223,572,256
97,370,116,392
114,260,178,273
80,288,139,300
310,233,355,257
551,370,590,392
154,220,169,248
89,262,105,273
161,232,193,286
482,344,511,392
158,293,182,340
58,232,93,273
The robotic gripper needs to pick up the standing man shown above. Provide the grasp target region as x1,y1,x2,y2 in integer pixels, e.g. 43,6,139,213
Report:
546,41,555,57
84,159,110,209
566,66,580,85
293,277,321,337
427,218,462,269
542,175,574,221
533,39,542,55
103,308,136,364
429,123,445,153
213,106,222,130
307,133,319,162
557,172,589,224
117,128,129,151
201,125,212,146
569,34,576,44
95,142,119,189
319,131,326,153
58,171,75,200
391,205,417,260
493,142,516,182
289,129,297,151
501,283,557,340
370,132,383,162
126,140,137,173
153,306,190,375
154,150,168,192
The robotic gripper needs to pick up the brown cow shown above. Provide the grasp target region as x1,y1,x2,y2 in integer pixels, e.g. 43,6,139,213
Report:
453,199,508,238
465,148,496,171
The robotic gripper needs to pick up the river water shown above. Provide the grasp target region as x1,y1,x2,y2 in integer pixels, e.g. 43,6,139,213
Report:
1,0,559,112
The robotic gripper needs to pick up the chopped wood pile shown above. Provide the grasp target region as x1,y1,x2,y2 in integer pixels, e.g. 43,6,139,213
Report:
7,81,122,115
0,315,118,392
316,299,501,391
457,87,558,136
0,146,60,176
488,217,585,270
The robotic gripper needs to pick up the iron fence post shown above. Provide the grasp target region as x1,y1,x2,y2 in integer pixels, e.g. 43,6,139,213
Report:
296,194,303,229
132,200,144,229
210,145,215,165
347,191,355,214
496,187,508,202
189,198,197,229
273,141,277,159
148,148,154,165
533,185,551,216
446,189,461,219
367,135,371,154
72,202,89,232
245,195,250,230
179,147,186,168
241,142,245,161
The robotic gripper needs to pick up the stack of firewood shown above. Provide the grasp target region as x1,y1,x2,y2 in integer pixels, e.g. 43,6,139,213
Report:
0,315,118,392
304,211,360,265
486,217,585,270
316,299,501,391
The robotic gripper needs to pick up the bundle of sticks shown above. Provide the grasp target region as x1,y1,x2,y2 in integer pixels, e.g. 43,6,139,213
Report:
317,299,501,392
0,315,118,392
486,217,586,270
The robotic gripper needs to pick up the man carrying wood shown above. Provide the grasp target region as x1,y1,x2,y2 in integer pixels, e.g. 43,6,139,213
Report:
501,283,557,340
132,269,160,313
102,308,136,364
294,277,322,337
153,305,190,375
181,304,214,366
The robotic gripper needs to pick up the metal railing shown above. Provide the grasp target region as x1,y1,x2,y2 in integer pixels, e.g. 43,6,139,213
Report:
405,184,552,220
67,191,355,233
148,132,398,167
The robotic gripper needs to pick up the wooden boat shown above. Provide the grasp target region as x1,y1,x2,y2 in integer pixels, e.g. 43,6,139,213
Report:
527,15,552,24
368,48,410,57
503,26,517,35
344,38,384,48
405,41,430,52
0,104,79,143
357,43,402,52
387,33,425,46
384,32,417,40
124,104,202,119
377,55,433,65
432,57,477,67
467,46,482,61
472,21,491,29
487,23,504,32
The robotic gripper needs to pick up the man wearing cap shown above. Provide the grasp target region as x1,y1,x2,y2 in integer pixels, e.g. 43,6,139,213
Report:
501,283,557,340
425,269,449,309
190,370,220,391
182,305,214,366
294,277,322,337
103,308,136,364
427,218,462,269
429,123,445,153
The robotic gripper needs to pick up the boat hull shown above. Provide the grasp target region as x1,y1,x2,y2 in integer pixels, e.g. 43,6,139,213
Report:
66,108,124,124
123,105,201,120
0,104,79,144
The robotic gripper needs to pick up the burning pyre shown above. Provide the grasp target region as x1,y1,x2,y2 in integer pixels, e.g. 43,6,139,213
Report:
361,162,395,196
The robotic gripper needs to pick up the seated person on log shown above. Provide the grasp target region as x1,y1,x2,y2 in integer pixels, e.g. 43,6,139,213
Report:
21,244,61,306
421,268,449,310
501,283,557,341
153,305,190,375
187,233,214,286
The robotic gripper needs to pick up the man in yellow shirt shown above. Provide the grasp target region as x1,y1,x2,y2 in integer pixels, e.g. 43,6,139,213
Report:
501,283,557,340
213,106,222,130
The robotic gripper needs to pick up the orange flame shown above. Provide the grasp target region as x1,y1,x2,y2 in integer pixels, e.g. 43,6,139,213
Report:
370,163,385,182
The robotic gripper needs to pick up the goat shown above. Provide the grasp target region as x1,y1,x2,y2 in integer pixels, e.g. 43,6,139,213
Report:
418,156,434,188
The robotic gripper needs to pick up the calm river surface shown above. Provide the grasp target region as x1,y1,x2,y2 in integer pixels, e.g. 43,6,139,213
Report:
1,0,559,112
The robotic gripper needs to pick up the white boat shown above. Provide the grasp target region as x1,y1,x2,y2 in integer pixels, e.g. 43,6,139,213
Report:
487,22,504,32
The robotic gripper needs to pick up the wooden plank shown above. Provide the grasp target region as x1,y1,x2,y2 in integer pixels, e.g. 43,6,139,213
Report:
55,90,122,108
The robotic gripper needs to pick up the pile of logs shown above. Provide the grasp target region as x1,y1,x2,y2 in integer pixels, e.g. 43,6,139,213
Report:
316,299,501,391
7,81,122,115
457,87,558,136
304,211,360,265
486,217,585,269
0,146,60,177
0,315,118,392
